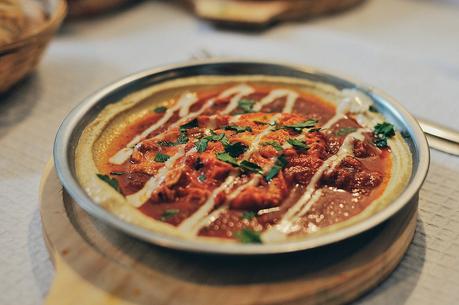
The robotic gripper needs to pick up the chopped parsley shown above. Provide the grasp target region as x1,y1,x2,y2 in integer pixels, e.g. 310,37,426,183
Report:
198,174,206,182
335,127,357,136
373,122,395,148
110,171,125,176
264,154,287,181
179,118,199,131
176,131,189,144
154,152,170,162
287,139,309,151
160,209,179,221
238,99,255,113
96,174,120,192
157,140,176,147
224,125,253,133
239,160,263,174
224,142,248,158
195,138,209,153
280,119,318,132
242,211,256,220
369,105,379,113
216,152,239,166
153,106,167,113
261,141,283,152
206,130,229,145
234,228,262,244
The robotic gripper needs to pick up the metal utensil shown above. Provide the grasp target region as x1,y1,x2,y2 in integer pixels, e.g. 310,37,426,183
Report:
418,119,459,156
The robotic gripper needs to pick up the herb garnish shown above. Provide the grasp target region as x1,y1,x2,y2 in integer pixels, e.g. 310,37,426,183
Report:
224,142,248,158
179,118,199,131
335,127,357,136
239,160,263,174
154,152,170,162
157,140,176,147
234,228,262,244
216,152,262,174
206,130,229,145
264,155,287,181
281,119,318,132
160,209,179,221
238,99,256,113
216,152,239,166
153,106,167,113
198,174,206,182
96,174,120,192
287,139,309,151
176,131,189,144
195,138,209,153
373,122,395,148
110,171,125,176
224,125,253,133
369,105,378,113
261,141,283,152
242,211,256,220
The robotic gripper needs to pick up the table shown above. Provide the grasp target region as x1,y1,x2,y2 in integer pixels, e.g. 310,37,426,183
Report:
1,0,459,304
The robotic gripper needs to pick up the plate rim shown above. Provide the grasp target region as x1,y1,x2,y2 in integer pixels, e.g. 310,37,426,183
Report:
53,58,430,255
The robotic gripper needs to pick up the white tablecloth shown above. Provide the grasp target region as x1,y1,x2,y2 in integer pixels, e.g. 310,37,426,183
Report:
1,0,459,304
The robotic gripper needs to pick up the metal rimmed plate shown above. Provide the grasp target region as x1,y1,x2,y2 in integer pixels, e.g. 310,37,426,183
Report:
53,59,430,255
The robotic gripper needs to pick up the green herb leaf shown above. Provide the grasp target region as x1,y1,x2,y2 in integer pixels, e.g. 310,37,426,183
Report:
160,209,179,221
287,139,309,151
180,118,199,131
216,152,239,167
234,228,262,244
238,99,255,113
224,125,253,133
157,140,176,147
205,130,229,146
176,131,189,144
335,127,357,136
154,153,170,162
97,174,120,192
282,119,318,132
261,141,283,152
242,211,256,220
373,122,395,148
239,160,263,174
198,174,206,182
224,142,248,158
369,105,378,113
264,154,287,181
308,128,322,133
195,138,209,153
153,106,167,113
110,171,125,176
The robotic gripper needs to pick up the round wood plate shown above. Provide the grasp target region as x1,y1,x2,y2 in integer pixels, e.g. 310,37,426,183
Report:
184,0,365,27
40,161,417,305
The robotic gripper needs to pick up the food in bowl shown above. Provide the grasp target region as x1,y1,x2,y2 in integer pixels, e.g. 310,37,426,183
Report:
75,75,412,244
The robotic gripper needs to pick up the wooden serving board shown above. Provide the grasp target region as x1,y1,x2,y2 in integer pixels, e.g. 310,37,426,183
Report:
40,161,417,305
183,0,365,27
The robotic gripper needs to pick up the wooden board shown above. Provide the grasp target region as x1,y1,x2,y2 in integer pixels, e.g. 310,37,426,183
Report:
183,0,365,27
40,161,418,305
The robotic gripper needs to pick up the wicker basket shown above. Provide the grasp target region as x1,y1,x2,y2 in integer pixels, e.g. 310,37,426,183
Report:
0,0,66,93
67,0,132,17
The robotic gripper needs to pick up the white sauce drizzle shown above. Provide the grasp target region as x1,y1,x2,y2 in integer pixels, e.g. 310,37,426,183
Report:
178,175,236,233
221,84,255,114
109,84,256,165
253,89,299,113
261,129,366,242
126,146,188,207
322,89,372,129
109,92,198,165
